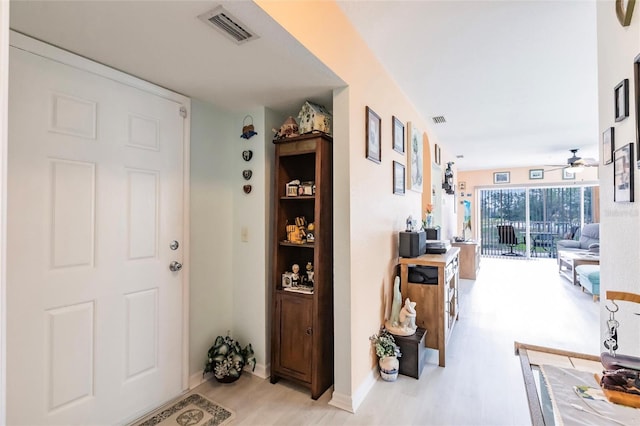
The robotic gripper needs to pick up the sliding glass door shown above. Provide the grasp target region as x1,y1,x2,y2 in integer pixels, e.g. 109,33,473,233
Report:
480,185,598,258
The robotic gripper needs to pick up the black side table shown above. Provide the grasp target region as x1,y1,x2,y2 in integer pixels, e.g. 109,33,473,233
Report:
394,327,427,379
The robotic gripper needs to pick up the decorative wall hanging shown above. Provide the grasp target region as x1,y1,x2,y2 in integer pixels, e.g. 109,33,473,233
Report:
603,127,615,165
435,144,441,165
243,170,252,180
493,171,510,184
243,185,252,194
616,0,636,27
242,150,253,161
614,143,634,202
615,79,629,122
392,116,405,154
393,161,405,195
407,122,423,193
366,106,382,163
442,161,455,194
240,115,257,139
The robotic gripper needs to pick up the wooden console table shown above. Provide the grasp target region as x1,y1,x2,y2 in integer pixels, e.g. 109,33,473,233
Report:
452,240,480,279
398,247,460,367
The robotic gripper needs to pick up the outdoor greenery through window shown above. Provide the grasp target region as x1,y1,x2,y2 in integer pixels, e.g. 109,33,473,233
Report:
480,185,598,258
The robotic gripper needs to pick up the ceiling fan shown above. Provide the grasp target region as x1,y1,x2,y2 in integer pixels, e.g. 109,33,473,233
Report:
545,149,598,173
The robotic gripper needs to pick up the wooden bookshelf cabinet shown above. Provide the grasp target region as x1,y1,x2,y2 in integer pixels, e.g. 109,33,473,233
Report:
270,134,333,399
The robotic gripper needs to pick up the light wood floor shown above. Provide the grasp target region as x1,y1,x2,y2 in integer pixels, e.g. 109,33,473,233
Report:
191,257,600,425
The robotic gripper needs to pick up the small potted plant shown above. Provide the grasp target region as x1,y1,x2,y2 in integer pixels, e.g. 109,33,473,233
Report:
203,334,256,383
370,327,402,381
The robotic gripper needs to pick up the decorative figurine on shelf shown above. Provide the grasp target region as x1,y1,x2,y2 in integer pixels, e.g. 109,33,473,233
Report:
295,216,307,242
297,101,332,135
406,215,413,232
306,262,314,283
272,116,299,140
385,276,417,336
398,298,417,333
306,222,315,243
291,264,300,286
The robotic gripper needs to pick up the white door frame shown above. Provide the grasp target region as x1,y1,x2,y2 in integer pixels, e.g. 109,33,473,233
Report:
0,2,10,424
4,31,191,418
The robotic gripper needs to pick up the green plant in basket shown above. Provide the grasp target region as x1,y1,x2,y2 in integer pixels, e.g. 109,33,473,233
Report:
204,334,256,383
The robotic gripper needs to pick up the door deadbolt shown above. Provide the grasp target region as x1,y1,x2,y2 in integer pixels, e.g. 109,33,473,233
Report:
170,240,179,250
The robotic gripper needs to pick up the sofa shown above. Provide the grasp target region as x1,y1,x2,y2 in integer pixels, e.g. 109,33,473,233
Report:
556,223,599,255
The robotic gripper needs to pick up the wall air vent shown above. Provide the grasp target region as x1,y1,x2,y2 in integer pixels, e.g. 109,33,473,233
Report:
432,116,447,124
198,6,259,45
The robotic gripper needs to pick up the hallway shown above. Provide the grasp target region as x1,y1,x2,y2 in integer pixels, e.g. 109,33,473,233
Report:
189,257,600,425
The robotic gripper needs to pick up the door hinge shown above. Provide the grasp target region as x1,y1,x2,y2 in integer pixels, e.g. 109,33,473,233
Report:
179,106,187,118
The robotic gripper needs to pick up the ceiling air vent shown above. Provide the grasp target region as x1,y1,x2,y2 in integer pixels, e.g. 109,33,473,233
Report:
432,116,447,124
198,6,258,45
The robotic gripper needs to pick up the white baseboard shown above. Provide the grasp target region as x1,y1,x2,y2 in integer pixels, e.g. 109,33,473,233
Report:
329,367,378,413
189,370,206,389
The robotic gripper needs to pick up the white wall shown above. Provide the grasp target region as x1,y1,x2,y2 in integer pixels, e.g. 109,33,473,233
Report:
597,2,640,355
0,1,8,422
188,100,235,380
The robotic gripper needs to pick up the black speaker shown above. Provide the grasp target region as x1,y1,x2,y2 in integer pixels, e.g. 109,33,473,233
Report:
399,231,426,258
425,227,440,241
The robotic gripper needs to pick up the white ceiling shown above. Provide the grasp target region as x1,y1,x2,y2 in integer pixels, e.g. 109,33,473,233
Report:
9,1,599,171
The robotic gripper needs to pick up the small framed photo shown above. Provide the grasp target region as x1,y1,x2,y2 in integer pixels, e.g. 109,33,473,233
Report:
563,168,575,180
366,106,382,163
614,143,634,202
529,169,544,180
392,116,404,154
615,79,629,122
635,54,640,165
493,171,510,184
459,181,466,190
393,161,405,195
602,127,615,165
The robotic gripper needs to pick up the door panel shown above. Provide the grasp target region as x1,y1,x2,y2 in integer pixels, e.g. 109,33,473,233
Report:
8,45,185,425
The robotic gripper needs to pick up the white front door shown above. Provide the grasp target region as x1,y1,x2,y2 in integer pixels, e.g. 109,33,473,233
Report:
7,41,187,425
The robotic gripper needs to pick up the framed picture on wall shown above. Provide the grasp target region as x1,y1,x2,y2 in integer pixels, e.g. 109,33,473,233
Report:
529,169,544,180
615,78,629,122
614,143,634,202
407,122,423,193
602,127,615,165
366,106,381,163
562,168,575,180
634,53,640,166
392,116,405,154
393,161,405,195
493,171,510,184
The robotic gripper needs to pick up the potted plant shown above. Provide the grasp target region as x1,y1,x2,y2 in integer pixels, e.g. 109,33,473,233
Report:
203,334,256,383
370,327,402,381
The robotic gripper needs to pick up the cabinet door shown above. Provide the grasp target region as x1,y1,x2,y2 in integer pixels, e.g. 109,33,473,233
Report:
275,294,313,382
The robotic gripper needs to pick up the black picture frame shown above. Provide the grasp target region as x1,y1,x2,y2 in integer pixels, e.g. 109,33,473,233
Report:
634,53,640,166
603,127,615,165
614,143,634,202
529,169,544,180
615,78,629,122
393,161,405,195
366,106,381,163
392,116,404,154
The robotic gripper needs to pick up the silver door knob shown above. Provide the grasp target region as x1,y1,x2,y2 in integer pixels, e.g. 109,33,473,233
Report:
169,261,183,272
